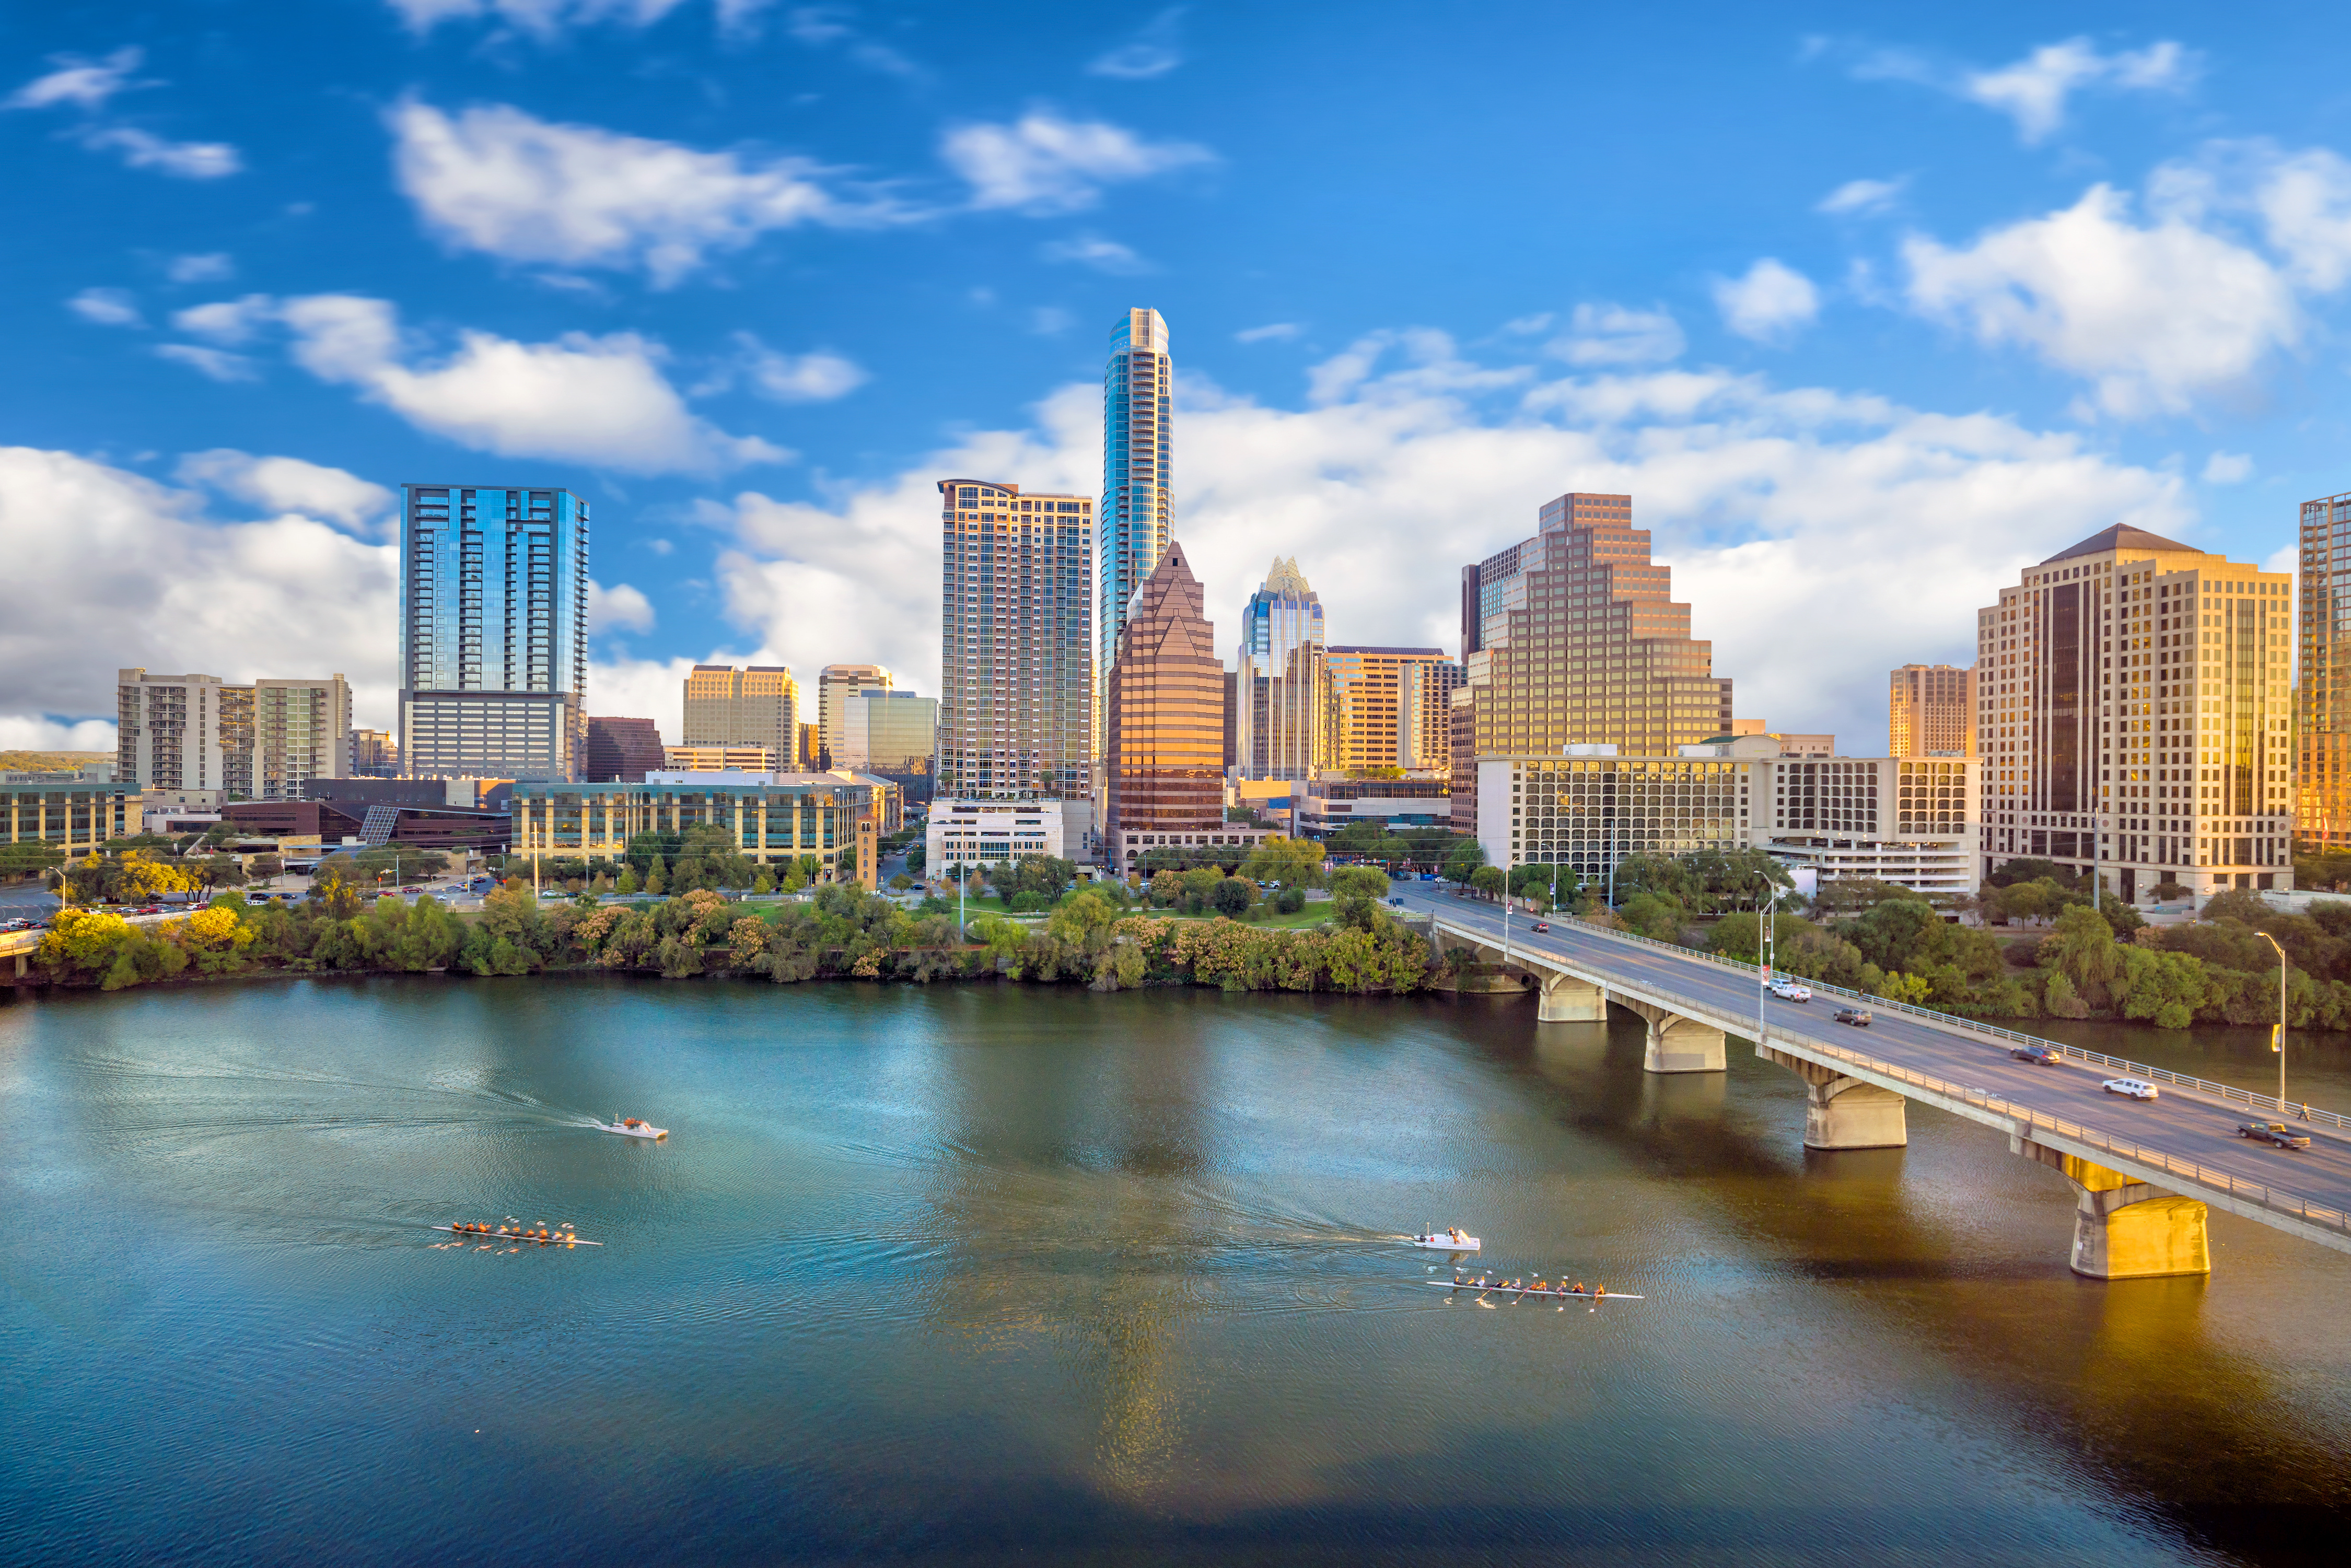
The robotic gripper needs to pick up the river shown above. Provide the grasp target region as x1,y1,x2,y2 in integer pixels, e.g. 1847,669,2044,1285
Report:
2,977,2345,1566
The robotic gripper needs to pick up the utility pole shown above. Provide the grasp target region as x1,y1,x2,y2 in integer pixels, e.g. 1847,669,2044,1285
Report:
2261,930,2289,1111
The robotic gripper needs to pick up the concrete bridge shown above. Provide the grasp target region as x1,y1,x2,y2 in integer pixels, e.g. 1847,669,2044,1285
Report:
1396,883,2351,1280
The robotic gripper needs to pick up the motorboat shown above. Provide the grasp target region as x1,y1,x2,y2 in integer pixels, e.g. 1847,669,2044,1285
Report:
596,1116,668,1139
1408,1229,1480,1251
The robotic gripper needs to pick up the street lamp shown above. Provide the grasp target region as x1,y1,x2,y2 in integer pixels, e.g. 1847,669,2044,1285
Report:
1755,881,1783,1054
2259,929,2290,1112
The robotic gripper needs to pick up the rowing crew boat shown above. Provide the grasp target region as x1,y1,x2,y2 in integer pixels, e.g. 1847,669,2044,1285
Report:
433,1225,602,1246
1429,1281,1642,1300
1407,1231,1480,1251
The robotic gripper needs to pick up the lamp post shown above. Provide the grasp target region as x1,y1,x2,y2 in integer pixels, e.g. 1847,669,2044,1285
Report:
2260,930,2289,1111
1755,882,1782,1053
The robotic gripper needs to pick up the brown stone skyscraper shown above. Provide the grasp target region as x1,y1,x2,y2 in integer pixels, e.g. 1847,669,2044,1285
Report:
1451,492,1733,829
1105,541,1241,868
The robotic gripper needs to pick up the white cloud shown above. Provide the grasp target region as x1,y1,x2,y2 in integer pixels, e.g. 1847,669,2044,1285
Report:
941,109,1213,214
2201,451,2252,484
74,124,241,179
385,0,693,37
723,332,868,402
1962,38,2196,144
1501,312,1555,335
155,344,260,382
388,98,888,286
1902,184,2299,417
1088,7,1187,80
783,6,924,77
689,343,2191,753
0,447,399,736
1712,259,1821,344
1235,322,1301,344
1818,176,1906,216
587,579,657,635
278,294,786,475
68,288,143,327
3,46,143,111
172,294,277,344
0,715,120,753
1548,303,1685,367
1040,233,1150,273
176,450,396,536
166,252,234,283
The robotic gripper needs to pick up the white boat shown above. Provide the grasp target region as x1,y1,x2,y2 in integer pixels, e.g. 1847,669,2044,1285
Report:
596,1116,668,1140
1408,1230,1480,1251
1429,1281,1642,1300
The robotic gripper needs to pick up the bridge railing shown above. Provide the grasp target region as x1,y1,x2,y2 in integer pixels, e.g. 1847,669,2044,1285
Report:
1528,955,2351,1242
1422,898,2350,1136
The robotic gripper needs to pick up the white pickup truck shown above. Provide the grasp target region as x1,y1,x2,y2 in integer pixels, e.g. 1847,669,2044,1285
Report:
1767,977,1812,1003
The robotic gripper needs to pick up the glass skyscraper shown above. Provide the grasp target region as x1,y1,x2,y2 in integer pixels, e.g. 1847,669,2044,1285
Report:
1234,556,1331,781
399,484,588,781
1098,308,1172,757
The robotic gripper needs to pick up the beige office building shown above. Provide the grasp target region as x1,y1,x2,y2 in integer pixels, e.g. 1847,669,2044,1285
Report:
253,676,353,801
682,665,799,759
1890,663,1977,757
664,744,782,773
1977,525,2294,899
937,479,1094,802
817,664,892,771
1328,646,1463,772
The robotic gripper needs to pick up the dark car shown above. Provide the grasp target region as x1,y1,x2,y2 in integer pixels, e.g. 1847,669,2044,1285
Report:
2237,1121,2313,1150
1833,1007,1872,1027
1531,921,1550,933
2011,1045,2064,1066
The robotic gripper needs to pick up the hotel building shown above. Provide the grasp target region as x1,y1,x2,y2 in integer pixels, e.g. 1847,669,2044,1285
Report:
2298,490,2351,848
398,484,589,781
1097,308,1172,754
508,774,890,874
1233,556,1331,781
683,665,799,760
1329,646,1463,773
937,478,1093,803
1977,525,2294,898
1889,664,1977,758
1452,491,1735,832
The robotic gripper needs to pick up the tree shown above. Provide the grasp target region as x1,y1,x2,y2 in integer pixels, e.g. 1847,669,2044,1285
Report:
2038,904,2126,1011
39,908,132,976
1240,836,1327,889
1618,891,1685,943
0,841,64,879
1330,865,1390,901
1989,857,2079,891
1441,840,1487,888
1210,876,1253,917
1469,865,1505,899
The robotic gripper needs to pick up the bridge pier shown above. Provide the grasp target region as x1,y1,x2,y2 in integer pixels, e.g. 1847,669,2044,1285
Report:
1536,973,1606,1022
2016,1139,2210,1279
1756,1044,1908,1149
1622,1000,1725,1073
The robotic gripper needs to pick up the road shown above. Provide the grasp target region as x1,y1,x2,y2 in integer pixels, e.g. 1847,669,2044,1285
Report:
1390,881,2351,1232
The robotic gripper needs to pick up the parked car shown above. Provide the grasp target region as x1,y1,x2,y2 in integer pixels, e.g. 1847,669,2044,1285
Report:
1833,1007,1872,1027
2011,1045,2064,1066
2237,1121,2312,1149
2101,1077,2160,1101
1768,979,1811,1003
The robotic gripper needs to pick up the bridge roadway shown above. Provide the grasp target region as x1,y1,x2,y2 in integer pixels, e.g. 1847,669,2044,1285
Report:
1391,882,2351,1276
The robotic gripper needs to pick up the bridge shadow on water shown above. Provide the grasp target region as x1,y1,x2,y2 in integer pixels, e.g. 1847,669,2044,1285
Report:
1425,990,2351,1566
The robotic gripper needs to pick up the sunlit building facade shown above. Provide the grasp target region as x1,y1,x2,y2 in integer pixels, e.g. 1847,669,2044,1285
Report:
683,665,799,759
1233,556,1330,781
937,478,1093,801
1097,308,1172,756
1329,646,1463,772
2298,490,2350,848
817,664,890,770
1889,663,1977,758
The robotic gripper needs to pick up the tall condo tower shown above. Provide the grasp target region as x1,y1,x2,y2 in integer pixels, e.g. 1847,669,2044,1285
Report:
1234,556,1331,781
2300,491,2348,849
1098,308,1172,755
1978,526,2292,899
938,478,1093,800
1450,492,1733,830
399,484,588,780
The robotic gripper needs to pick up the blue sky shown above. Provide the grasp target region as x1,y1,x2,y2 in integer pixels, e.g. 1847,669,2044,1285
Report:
6,1,2348,753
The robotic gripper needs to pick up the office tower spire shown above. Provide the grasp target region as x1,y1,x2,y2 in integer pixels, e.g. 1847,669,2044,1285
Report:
1098,308,1172,750
1235,555,1330,781
938,478,1093,799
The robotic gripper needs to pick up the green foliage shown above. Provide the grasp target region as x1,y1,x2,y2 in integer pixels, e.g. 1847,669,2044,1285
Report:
1616,891,1685,943
0,841,66,876
1989,858,2081,891
1329,865,1390,901
1468,865,1505,898
1440,840,1487,886
1240,836,1328,890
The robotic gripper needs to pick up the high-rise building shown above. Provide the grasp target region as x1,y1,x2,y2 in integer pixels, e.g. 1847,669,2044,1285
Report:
1451,491,1733,830
683,664,799,760
1977,525,2294,898
1890,663,1977,757
2298,490,2350,848
840,690,939,803
797,721,821,772
937,478,1093,800
349,728,400,777
1328,646,1464,773
1234,557,1330,781
817,664,891,770
398,484,588,780
585,716,666,782
1098,308,1172,756
1108,541,1267,868
253,676,352,801
116,670,252,795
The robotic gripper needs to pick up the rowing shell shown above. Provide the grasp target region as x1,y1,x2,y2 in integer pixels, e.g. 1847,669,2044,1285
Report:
433,1226,602,1246
1429,1282,1642,1300
1407,1234,1480,1251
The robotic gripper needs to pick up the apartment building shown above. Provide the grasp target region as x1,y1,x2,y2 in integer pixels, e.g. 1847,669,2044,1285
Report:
937,478,1093,802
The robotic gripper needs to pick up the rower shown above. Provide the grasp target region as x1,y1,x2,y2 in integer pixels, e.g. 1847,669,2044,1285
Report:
1570,1281,1586,1295
1595,1284,1607,1298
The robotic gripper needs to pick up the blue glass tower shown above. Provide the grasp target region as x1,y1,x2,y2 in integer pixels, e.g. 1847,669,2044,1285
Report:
398,483,589,781
1097,308,1172,758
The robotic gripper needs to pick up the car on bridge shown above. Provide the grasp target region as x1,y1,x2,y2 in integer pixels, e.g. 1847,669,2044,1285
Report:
2010,1045,2064,1066
1531,921,1550,933
1833,1007,1872,1027
2101,1077,2160,1101
2237,1121,2312,1150
1768,978,1811,1002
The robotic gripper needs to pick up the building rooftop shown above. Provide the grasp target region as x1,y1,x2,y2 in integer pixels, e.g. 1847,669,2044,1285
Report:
2040,524,2198,563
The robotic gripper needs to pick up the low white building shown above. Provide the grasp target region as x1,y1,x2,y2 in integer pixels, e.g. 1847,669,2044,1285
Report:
927,798,1088,874
1477,738,1980,899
